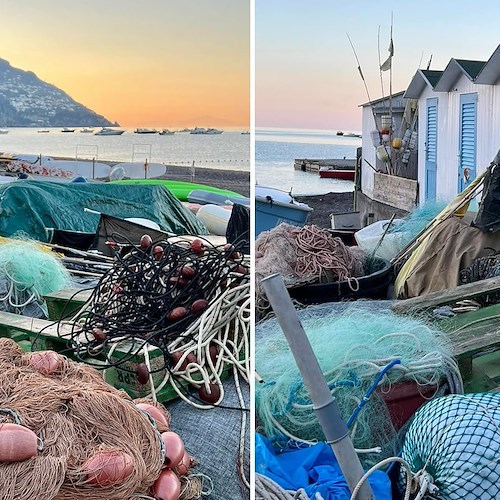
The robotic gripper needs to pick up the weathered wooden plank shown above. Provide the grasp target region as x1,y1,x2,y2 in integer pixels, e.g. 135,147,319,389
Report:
44,288,92,320
373,172,418,212
391,276,500,314
448,325,500,359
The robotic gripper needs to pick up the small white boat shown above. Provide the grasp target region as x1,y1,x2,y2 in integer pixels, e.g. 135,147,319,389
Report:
159,129,175,135
241,131,250,135
80,127,94,133
0,129,9,134
37,129,50,133
61,128,75,133
190,127,223,135
134,128,158,134
94,128,125,136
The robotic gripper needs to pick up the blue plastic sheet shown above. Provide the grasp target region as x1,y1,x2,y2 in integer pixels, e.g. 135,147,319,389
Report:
256,434,392,499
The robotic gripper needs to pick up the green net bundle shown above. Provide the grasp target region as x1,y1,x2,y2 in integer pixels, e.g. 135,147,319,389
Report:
0,239,71,315
255,301,463,468
401,393,500,500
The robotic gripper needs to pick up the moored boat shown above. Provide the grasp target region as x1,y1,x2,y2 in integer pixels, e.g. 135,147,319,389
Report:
319,166,355,180
190,127,223,135
134,128,158,134
255,185,313,237
94,127,125,136
61,127,75,133
159,129,175,135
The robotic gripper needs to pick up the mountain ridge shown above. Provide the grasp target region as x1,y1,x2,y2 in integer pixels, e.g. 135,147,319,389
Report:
0,58,117,127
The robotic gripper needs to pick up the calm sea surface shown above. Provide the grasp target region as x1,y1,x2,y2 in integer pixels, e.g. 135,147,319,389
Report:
256,128,361,195
0,128,250,172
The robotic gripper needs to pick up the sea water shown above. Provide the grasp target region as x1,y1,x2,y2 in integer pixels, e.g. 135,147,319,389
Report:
256,128,361,195
0,128,250,172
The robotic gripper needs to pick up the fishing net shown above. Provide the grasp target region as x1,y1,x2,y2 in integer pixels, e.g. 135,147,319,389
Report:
388,200,449,246
255,224,365,313
400,393,500,500
0,337,201,500
255,301,463,469
0,239,71,317
459,251,500,305
60,234,250,409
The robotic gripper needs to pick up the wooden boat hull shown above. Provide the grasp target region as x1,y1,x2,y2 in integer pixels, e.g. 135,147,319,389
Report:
319,169,355,180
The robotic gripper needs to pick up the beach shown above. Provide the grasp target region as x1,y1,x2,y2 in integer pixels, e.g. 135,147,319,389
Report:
296,191,354,228
43,157,251,197
167,164,250,197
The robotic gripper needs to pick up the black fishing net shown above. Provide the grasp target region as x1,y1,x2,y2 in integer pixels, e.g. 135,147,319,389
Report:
459,252,500,305
61,234,249,376
473,151,500,233
226,203,250,255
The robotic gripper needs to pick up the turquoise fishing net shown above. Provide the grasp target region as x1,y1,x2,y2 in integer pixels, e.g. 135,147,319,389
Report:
0,240,71,315
388,199,449,247
401,393,500,500
255,301,462,468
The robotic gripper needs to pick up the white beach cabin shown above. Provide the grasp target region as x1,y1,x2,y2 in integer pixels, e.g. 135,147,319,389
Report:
405,44,500,203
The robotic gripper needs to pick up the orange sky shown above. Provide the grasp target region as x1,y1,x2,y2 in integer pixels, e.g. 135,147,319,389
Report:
1,0,249,128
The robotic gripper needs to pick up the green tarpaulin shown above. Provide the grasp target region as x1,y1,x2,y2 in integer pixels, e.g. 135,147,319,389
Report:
0,181,208,241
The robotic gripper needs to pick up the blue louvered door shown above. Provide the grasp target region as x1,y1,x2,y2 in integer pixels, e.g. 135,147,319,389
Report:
458,93,477,192
425,98,438,201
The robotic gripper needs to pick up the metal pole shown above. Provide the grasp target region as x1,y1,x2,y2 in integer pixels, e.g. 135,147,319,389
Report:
261,274,374,500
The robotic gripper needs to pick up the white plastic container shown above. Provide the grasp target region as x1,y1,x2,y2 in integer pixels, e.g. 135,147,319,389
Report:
354,219,405,261
196,204,232,236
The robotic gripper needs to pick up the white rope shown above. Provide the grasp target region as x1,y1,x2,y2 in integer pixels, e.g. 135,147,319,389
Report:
350,456,413,500
78,270,250,409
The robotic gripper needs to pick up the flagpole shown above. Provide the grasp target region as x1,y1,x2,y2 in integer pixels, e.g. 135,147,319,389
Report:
346,33,378,131
389,12,394,174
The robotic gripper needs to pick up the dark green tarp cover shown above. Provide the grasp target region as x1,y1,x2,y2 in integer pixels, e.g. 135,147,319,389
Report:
0,181,208,242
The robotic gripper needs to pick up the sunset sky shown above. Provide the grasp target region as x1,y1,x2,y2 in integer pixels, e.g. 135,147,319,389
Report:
256,0,500,132
0,0,249,128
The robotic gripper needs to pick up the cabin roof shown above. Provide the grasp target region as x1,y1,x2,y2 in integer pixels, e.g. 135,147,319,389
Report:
404,69,444,99
433,58,486,91
359,90,405,109
475,44,500,84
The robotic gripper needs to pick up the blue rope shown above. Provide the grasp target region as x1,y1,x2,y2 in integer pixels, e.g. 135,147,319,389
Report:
346,359,401,428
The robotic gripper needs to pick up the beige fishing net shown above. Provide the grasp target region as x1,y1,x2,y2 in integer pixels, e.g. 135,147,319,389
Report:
255,223,365,312
0,338,200,500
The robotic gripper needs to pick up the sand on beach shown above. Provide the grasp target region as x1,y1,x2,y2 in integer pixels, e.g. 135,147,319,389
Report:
160,164,250,197
296,192,354,228
44,157,251,197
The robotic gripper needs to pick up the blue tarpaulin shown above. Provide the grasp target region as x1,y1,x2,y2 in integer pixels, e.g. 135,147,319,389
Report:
256,434,392,499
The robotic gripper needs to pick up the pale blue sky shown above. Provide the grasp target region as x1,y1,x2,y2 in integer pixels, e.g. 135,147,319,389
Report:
256,0,500,131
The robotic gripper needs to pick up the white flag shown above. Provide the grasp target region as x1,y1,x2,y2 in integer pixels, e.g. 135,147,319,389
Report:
380,39,394,71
